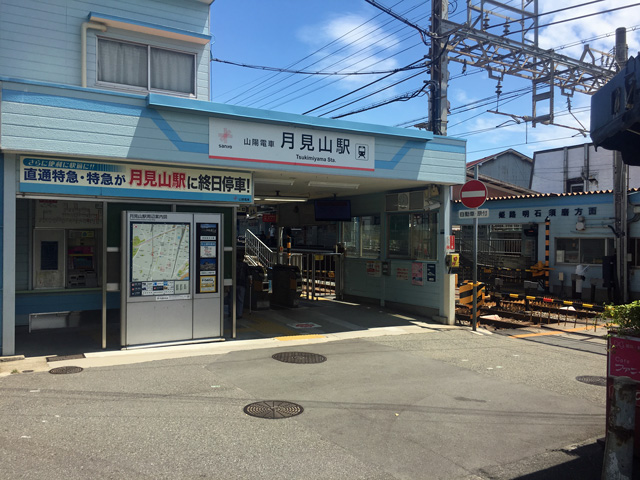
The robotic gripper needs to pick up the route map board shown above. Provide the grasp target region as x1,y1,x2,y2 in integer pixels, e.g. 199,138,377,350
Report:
128,214,191,297
122,211,223,348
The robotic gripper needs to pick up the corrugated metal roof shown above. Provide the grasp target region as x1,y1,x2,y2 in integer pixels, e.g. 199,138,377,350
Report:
454,188,640,203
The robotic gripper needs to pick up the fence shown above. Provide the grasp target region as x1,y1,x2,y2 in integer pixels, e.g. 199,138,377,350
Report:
244,230,343,300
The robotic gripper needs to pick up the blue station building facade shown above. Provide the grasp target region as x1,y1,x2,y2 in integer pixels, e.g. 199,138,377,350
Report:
0,0,467,355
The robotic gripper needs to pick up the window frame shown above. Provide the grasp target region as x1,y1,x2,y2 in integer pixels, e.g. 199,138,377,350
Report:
96,37,197,97
341,215,380,259
387,211,438,261
555,237,609,265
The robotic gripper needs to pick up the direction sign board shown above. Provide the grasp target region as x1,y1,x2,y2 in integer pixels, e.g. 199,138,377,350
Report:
459,209,489,219
460,180,488,209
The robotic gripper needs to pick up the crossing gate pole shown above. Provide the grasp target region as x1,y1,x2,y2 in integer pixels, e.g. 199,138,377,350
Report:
545,217,550,292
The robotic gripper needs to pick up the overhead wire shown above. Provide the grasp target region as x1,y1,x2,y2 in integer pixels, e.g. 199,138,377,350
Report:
313,1,635,120
324,68,429,118
216,1,403,104
238,1,426,108
261,28,425,110
501,3,640,36
210,58,426,76
213,0,633,139
252,7,429,109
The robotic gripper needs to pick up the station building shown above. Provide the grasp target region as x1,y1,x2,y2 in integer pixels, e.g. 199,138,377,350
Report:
0,0,466,356
453,143,640,303
452,189,640,302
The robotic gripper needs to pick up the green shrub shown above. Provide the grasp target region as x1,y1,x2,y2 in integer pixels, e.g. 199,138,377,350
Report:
604,300,640,334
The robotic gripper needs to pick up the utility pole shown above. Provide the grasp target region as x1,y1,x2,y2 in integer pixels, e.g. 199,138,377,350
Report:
366,0,618,135
430,0,448,135
614,27,629,303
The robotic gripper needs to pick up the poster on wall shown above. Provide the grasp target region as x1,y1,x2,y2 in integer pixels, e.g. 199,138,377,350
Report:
21,157,252,203
396,267,409,281
196,223,219,293
366,261,381,277
412,262,423,286
426,264,436,282
35,200,102,228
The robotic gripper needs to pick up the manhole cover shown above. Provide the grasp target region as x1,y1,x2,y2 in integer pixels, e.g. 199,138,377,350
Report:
272,352,327,364
576,375,607,386
243,401,304,419
49,366,83,375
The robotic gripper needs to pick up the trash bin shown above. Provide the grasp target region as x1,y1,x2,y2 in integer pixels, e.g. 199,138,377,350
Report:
269,264,302,307
247,265,270,310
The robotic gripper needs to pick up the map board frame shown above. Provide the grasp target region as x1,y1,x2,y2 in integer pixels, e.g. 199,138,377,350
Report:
128,214,192,299
121,211,223,347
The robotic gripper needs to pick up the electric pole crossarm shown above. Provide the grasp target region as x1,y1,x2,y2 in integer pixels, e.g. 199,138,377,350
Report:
442,19,616,94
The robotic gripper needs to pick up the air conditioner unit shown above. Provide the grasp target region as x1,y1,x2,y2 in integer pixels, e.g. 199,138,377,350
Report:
386,193,410,211
398,192,410,210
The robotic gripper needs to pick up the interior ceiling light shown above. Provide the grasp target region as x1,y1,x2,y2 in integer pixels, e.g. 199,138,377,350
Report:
255,190,308,202
259,197,308,202
254,178,295,186
308,181,359,189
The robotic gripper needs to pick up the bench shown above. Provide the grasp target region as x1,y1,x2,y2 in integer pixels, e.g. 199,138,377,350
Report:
29,311,71,332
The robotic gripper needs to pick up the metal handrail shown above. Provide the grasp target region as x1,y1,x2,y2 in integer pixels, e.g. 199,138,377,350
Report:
244,230,275,268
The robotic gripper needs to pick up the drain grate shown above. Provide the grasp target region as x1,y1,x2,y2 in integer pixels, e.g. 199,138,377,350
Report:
47,354,86,363
576,375,607,386
272,352,327,364
244,400,304,419
49,366,83,375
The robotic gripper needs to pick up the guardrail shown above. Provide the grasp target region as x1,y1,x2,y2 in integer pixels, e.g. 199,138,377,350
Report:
289,252,343,300
244,231,343,301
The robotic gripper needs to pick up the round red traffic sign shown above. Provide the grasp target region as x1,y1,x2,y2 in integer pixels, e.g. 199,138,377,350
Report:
460,180,488,209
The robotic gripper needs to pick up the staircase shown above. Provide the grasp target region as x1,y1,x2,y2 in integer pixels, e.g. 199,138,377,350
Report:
244,230,275,267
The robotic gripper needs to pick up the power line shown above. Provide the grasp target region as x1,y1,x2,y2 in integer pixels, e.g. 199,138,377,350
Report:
224,1,426,107
331,83,429,119
216,2,401,103
245,14,427,109
261,35,425,110
467,135,581,155
328,72,429,118
210,57,426,76
504,3,640,36
303,59,427,115
482,0,606,32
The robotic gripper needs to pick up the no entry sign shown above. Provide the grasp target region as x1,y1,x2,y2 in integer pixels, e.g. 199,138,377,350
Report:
460,180,488,209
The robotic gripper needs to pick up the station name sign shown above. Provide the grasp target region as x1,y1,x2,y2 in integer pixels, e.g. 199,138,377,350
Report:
209,118,375,171
20,157,252,203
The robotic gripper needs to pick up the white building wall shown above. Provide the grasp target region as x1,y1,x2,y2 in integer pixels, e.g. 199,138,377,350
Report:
0,0,211,100
531,143,640,193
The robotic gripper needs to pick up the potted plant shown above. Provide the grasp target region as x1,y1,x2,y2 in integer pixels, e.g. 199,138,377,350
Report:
604,300,640,336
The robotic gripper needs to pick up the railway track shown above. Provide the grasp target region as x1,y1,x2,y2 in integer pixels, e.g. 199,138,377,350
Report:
456,291,605,330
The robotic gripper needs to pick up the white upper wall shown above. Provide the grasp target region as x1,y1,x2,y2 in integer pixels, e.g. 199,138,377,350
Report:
531,143,640,192
0,0,211,100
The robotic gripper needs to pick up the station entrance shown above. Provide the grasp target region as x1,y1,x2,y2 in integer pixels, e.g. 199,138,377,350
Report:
14,197,235,356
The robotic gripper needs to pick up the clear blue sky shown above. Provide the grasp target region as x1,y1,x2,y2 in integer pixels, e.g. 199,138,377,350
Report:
209,0,639,162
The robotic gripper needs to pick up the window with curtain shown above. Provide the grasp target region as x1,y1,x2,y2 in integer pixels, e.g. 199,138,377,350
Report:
98,38,195,96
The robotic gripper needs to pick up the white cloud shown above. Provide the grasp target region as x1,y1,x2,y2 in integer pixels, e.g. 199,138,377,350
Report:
538,1,640,58
296,13,403,88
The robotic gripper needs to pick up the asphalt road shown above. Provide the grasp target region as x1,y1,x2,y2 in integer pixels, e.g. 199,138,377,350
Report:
0,323,613,480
